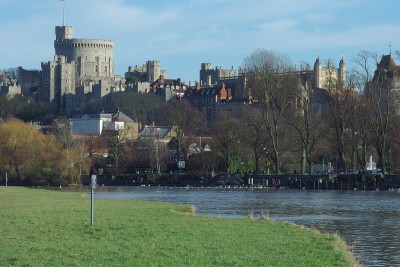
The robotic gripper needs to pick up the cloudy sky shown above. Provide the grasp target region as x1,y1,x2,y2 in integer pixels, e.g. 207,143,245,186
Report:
1,0,399,83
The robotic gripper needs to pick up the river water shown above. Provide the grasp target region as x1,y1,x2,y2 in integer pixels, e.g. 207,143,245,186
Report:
88,186,400,266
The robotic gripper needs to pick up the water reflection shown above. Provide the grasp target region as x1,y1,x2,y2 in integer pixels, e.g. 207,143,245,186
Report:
66,186,400,266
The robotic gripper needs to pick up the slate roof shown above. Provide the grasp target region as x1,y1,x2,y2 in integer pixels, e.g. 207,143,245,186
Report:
378,55,399,71
112,111,134,123
71,111,134,122
185,86,220,97
139,125,172,139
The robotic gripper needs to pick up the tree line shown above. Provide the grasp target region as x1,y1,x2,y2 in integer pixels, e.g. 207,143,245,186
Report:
0,119,90,185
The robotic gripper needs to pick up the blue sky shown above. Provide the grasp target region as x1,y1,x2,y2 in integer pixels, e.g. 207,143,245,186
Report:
1,0,399,83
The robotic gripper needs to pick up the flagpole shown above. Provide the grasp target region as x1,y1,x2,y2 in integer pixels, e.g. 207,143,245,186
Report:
60,0,65,26
63,0,65,26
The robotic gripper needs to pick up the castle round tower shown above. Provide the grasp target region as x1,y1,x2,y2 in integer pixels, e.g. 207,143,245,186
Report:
54,26,114,85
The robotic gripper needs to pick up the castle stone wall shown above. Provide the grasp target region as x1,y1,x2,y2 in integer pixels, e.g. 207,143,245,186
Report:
126,61,167,83
200,63,236,86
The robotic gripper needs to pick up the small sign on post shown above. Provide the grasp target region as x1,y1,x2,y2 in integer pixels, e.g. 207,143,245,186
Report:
178,161,185,169
90,175,97,226
91,175,97,189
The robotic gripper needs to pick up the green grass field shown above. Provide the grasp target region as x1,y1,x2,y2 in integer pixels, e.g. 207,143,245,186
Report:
0,187,359,266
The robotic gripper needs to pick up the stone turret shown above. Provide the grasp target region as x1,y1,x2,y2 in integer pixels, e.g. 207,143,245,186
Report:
55,26,73,40
201,63,213,71
338,57,346,85
313,57,321,88
146,61,161,83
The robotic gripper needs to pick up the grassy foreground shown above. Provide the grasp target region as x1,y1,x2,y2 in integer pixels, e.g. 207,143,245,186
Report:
0,187,359,267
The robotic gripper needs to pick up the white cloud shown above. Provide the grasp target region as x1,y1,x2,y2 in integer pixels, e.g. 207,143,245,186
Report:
256,19,298,32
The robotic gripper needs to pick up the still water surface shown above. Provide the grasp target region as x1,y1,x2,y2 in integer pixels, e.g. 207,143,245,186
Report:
88,186,400,266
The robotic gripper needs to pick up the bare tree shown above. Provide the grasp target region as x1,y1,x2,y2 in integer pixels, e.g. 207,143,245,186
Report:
102,128,129,176
243,49,298,174
368,58,397,173
347,54,376,170
241,106,267,174
156,99,208,164
287,65,326,174
211,111,242,173
148,130,167,175
322,59,356,171
52,117,72,149
348,93,372,171
353,51,396,173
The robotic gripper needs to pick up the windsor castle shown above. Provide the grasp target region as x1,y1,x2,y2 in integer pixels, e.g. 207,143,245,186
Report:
0,24,353,118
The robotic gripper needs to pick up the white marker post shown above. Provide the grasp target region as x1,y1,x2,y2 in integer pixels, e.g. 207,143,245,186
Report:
90,174,97,226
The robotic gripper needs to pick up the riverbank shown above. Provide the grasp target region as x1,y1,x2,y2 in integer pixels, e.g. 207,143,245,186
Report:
0,187,359,266
78,173,400,190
